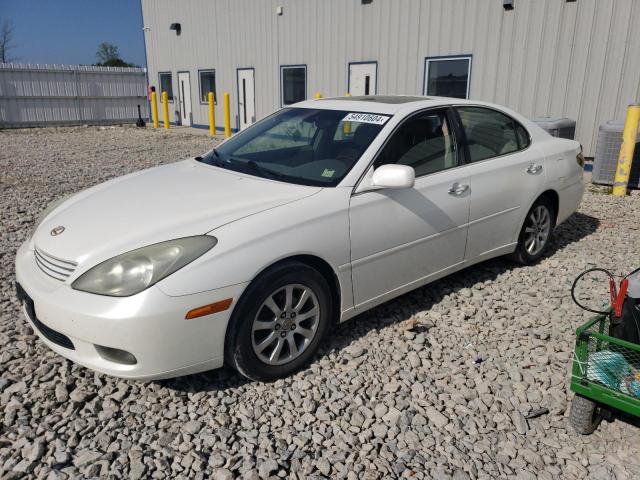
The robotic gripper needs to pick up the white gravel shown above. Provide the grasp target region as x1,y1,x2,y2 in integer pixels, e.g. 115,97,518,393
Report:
1,125,640,479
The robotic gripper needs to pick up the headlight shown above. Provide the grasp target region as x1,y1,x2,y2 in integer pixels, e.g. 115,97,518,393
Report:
71,236,217,297
31,195,72,238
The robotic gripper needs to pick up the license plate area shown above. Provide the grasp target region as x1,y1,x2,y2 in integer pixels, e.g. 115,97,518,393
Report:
15,282,75,350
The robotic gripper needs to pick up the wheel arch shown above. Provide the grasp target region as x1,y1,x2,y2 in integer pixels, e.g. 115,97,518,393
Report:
538,189,559,225
223,253,343,368
230,254,342,327
279,254,342,323
510,189,560,260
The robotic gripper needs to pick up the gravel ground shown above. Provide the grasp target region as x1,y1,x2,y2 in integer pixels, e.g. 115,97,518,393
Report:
1,125,640,479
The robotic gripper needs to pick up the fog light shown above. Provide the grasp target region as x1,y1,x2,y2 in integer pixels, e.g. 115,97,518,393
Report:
95,345,137,365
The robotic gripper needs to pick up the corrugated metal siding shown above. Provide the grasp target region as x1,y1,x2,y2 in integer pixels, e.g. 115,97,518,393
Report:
0,64,148,127
142,0,640,155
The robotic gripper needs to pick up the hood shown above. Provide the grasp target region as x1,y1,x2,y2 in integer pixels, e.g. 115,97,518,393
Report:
34,159,320,268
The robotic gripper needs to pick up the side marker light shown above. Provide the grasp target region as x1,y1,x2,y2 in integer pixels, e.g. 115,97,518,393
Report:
185,298,233,319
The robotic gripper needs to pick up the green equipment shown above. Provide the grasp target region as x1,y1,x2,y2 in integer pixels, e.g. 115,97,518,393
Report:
569,267,640,434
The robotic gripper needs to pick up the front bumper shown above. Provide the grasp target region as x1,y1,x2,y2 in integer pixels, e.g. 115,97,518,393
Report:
15,242,249,380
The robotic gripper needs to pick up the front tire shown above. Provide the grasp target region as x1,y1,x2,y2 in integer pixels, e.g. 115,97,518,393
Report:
510,196,555,265
225,262,332,382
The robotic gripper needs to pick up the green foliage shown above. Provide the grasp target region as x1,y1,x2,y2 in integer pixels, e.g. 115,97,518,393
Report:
95,42,138,68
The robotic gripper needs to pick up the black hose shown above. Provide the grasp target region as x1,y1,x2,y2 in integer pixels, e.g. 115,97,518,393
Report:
570,267,615,314
623,265,640,281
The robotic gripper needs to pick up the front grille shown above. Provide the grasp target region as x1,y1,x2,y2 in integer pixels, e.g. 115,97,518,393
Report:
15,282,75,350
34,246,77,282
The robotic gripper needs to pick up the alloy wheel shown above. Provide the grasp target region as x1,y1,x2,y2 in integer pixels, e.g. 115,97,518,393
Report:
251,284,320,366
524,205,551,256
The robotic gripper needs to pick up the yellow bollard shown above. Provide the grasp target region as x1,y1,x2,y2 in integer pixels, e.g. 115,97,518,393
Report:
151,91,159,129
314,92,322,99
161,91,170,129
612,104,640,197
343,93,352,134
223,92,231,138
208,92,216,137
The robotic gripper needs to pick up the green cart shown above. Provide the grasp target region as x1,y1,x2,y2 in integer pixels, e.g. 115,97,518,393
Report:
570,311,640,434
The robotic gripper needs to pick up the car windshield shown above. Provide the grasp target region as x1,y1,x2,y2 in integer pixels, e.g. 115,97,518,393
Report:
198,108,389,187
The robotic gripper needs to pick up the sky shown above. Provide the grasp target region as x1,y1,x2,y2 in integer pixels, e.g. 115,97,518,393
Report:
0,0,146,67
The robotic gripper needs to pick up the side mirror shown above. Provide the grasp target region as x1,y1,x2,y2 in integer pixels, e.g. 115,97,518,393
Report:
371,164,415,189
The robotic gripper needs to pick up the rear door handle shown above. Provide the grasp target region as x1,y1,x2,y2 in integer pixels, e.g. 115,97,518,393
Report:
526,163,543,175
448,183,469,196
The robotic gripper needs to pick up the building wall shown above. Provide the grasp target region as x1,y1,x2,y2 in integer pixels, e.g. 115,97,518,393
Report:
141,0,640,156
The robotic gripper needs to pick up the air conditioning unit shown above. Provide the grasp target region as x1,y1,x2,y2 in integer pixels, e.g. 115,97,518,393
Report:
530,116,576,140
592,120,640,188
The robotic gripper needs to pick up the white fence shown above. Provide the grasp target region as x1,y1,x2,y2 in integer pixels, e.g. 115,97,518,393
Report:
0,63,149,128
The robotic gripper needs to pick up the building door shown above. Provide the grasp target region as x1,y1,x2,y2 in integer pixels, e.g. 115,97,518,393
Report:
237,68,256,130
348,62,377,96
177,72,192,126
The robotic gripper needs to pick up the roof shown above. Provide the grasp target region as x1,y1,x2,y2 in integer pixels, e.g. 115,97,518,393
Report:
293,95,470,114
321,95,429,104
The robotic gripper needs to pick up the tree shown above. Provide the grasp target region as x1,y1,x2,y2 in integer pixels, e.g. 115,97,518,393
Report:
96,42,120,64
0,18,17,63
95,42,138,67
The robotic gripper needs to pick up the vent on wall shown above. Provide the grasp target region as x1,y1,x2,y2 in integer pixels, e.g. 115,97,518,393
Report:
503,0,514,10
592,120,640,188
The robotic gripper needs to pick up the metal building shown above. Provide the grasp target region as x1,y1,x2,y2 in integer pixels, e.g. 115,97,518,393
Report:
141,0,640,156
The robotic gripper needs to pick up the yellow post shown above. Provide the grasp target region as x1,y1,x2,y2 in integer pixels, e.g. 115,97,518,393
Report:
612,104,640,197
314,92,322,99
161,91,170,129
208,92,216,137
151,91,159,128
223,92,231,138
343,93,352,133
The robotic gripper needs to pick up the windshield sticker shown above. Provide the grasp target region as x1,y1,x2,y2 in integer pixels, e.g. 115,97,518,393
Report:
321,169,335,178
342,112,390,125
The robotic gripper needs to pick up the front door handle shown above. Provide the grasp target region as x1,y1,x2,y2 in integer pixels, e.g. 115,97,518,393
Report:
448,183,469,196
526,163,543,175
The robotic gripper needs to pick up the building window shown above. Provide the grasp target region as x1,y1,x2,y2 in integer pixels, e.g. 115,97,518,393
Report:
281,65,306,106
158,72,174,101
424,56,471,99
199,70,216,104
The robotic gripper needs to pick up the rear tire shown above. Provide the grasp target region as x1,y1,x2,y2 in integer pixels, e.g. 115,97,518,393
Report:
225,261,332,382
510,196,555,265
569,394,602,435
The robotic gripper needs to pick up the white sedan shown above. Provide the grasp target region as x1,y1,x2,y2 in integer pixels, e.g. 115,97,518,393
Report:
15,96,584,381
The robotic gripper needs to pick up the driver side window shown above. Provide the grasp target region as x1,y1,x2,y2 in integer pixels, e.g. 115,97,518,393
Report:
374,109,457,177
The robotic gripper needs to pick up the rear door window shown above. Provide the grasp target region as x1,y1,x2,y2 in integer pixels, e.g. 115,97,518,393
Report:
457,107,528,162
